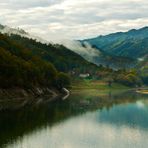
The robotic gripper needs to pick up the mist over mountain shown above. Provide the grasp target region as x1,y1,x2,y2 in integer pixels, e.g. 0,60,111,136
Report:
0,24,99,73
0,24,100,64
0,24,28,36
0,24,147,70
0,24,49,44
71,26,148,70
82,27,148,59
0,23,147,87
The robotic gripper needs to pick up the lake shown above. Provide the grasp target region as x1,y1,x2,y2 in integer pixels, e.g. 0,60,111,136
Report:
0,90,148,148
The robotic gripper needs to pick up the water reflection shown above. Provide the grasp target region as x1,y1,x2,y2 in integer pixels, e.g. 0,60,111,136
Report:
98,100,148,129
0,90,148,148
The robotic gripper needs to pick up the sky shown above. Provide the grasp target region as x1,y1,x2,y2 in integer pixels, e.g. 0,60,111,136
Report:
0,0,148,42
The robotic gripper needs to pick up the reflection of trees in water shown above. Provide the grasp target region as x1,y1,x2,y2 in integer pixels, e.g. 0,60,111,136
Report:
0,91,147,148
98,100,148,129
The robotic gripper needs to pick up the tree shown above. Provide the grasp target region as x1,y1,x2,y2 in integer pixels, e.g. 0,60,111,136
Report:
56,72,71,89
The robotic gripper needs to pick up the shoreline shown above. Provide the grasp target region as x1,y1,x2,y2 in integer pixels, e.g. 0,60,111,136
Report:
136,88,148,94
0,82,147,111
0,87,69,111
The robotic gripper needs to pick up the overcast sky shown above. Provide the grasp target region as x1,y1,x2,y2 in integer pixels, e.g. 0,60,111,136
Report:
0,0,148,42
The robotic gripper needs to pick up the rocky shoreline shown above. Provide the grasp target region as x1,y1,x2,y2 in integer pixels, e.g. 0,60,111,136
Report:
0,87,69,111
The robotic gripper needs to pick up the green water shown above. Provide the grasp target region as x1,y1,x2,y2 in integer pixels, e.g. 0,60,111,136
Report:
0,90,148,148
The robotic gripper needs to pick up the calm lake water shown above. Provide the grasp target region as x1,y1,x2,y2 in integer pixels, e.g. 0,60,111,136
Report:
0,90,148,148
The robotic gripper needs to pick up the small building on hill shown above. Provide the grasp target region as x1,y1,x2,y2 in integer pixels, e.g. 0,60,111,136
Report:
79,73,90,78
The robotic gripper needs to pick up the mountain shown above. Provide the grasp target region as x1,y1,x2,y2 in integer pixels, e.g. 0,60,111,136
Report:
62,40,137,69
82,27,148,59
0,33,69,89
0,24,138,70
8,34,99,73
0,24,145,87
0,24,99,72
80,26,148,84
0,25,101,89
0,24,96,92
2,24,145,70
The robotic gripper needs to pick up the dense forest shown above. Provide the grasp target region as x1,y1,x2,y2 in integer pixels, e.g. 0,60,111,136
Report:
0,31,147,90
8,34,100,73
0,33,100,89
0,34,65,89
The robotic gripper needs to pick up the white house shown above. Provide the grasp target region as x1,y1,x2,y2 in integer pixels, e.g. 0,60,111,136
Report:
79,73,90,78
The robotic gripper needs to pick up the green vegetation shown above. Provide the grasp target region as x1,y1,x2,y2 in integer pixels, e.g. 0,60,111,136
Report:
56,72,71,89
113,69,142,87
8,34,98,73
0,33,104,90
81,27,148,70
0,31,146,91
83,27,148,59
0,33,73,89
140,66,148,85
93,68,142,87
72,79,129,91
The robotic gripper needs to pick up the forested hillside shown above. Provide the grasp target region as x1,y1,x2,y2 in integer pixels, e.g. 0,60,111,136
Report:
0,33,58,88
82,27,148,59
0,25,147,89
0,33,99,89
8,34,98,73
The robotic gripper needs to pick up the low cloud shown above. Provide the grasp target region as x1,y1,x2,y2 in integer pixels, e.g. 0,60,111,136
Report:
0,0,148,41
61,40,100,62
0,0,65,9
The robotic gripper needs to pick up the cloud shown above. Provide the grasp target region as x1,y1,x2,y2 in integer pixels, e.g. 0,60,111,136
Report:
60,40,100,62
0,0,148,42
0,0,65,9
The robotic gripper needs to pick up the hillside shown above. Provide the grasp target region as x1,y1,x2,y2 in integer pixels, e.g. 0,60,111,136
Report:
0,24,99,73
0,33,61,89
8,34,98,73
0,24,146,88
0,32,99,89
73,42,137,69
82,27,148,59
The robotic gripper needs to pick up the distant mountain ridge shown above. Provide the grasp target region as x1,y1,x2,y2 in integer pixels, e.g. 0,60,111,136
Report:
82,27,148,59
0,24,147,86
0,24,147,70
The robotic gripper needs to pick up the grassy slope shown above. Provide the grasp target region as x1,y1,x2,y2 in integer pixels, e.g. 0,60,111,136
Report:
70,79,131,100
71,80,131,98
72,79,129,90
